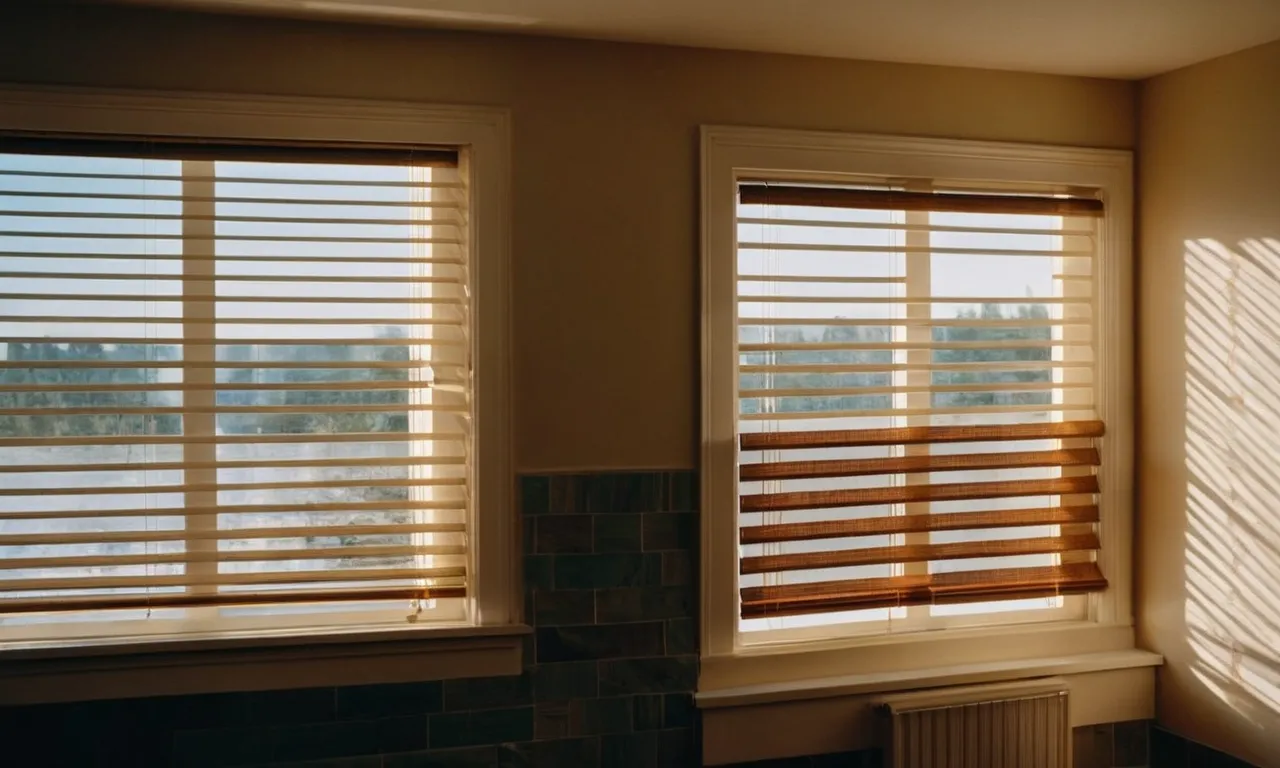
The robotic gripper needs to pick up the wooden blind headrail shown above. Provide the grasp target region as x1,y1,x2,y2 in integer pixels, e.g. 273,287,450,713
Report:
0,134,459,167
740,420,1104,452
738,184,1104,217
740,563,1106,618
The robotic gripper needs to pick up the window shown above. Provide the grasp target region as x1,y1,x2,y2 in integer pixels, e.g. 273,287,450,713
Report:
0,115,511,648
702,128,1133,665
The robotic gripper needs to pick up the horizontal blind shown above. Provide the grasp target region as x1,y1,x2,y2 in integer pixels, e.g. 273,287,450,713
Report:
737,182,1106,622
0,136,469,623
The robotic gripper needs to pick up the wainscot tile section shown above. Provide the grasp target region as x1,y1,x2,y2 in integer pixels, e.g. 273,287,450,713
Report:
1148,726,1258,768
0,470,699,768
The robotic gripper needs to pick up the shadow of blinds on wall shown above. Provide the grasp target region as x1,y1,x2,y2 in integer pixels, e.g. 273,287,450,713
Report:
0,135,471,635
736,182,1106,621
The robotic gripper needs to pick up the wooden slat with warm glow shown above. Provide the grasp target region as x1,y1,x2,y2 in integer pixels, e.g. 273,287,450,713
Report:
742,475,1098,514
740,420,1104,452
740,504,1099,545
741,533,1099,575
740,563,1107,618
741,448,1099,482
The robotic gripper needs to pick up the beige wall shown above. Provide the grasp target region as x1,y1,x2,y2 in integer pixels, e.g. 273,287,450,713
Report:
0,4,1136,472
1139,39,1280,768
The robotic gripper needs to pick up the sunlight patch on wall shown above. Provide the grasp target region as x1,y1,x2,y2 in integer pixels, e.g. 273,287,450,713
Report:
1184,237,1280,725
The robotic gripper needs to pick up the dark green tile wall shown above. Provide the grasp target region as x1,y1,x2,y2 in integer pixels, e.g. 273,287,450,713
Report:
0,471,698,767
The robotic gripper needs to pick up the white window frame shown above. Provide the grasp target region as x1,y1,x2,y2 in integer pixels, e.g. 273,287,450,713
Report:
700,125,1134,690
0,84,519,703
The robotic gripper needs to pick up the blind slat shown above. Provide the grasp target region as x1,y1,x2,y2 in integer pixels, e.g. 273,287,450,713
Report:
0,587,466,615
740,504,1099,545
0,476,465,498
0,272,462,284
0,380,461,393
0,523,463,547
738,242,1090,257
0,567,467,593
736,216,1095,237
742,475,1098,514
2,336,464,347
0,404,468,417
740,563,1107,618
741,420,1105,451
0,431,461,448
0,544,467,570
0,500,463,521
741,533,1099,575
0,251,464,265
0,189,461,208
741,448,1099,482
740,403,1096,422
0,293,464,305
1,210,460,227
739,361,1092,374
740,340,1091,352
0,455,466,474
741,382,1089,399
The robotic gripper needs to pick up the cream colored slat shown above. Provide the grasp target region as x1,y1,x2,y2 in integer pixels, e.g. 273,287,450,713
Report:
0,189,462,208
737,296,1085,305
0,169,461,187
0,404,468,417
739,403,1093,421
740,340,1090,352
0,210,461,227
0,567,468,593
0,431,462,448
740,361,1092,374
0,500,465,521
0,316,463,325
0,587,466,614
1,337,464,347
741,381,1088,398
0,455,467,474
0,476,467,498
0,360,447,370
0,293,465,305
735,217,1095,237
0,272,462,284
737,275,905,284
0,545,467,571
0,230,462,244
738,242,1091,257
0,252,464,265
0,380,459,392
0,523,463,546
739,317,1076,327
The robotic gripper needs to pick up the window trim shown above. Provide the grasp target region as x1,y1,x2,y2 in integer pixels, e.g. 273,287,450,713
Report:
0,83,519,690
700,125,1134,683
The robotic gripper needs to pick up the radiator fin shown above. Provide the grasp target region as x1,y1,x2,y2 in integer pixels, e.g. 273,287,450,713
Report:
886,686,1069,768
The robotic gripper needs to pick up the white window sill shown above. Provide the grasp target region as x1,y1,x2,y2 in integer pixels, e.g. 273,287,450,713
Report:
0,624,531,706
698,648,1161,766
697,648,1162,709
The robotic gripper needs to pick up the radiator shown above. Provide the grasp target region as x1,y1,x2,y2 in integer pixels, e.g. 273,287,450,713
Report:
878,678,1070,768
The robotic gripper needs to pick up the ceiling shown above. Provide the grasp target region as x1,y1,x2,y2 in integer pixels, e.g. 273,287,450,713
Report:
114,0,1280,79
